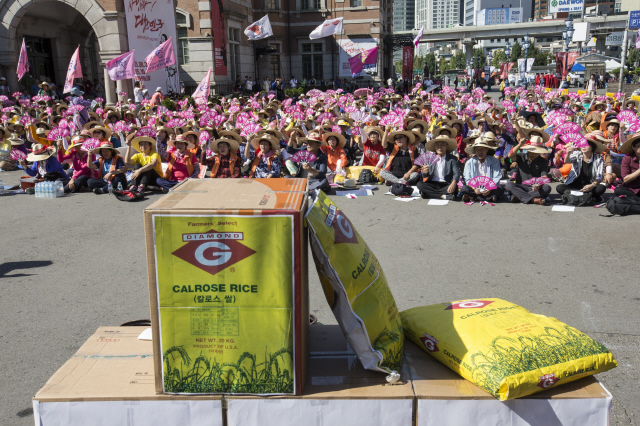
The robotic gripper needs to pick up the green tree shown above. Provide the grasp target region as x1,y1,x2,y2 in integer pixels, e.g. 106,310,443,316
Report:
424,53,436,77
449,52,466,70
395,59,402,76
509,41,522,62
491,49,507,68
439,57,449,74
471,48,485,69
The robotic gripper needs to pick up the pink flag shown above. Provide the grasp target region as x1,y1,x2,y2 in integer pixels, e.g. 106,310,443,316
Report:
63,47,82,93
348,46,378,77
17,39,28,81
145,37,176,74
193,68,212,103
106,50,135,81
413,25,424,48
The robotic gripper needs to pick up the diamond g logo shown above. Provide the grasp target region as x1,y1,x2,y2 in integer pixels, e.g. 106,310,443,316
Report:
172,229,256,276
419,332,439,352
537,373,560,389
445,300,494,310
330,207,358,245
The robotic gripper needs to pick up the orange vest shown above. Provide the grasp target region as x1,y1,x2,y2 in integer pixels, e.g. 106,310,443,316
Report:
165,152,195,180
385,145,414,171
249,153,278,178
98,154,121,181
210,154,238,178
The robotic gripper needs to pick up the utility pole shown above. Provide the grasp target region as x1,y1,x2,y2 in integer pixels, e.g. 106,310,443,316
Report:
618,27,628,92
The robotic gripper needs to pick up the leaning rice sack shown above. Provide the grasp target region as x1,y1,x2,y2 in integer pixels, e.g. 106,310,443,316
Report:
306,191,403,381
401,298,617,400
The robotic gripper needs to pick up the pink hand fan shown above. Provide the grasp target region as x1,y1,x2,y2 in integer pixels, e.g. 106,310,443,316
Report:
468,176,497,191
290,150,317,163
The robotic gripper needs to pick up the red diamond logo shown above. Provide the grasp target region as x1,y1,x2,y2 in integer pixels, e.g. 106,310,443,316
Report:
445,300,494,310
537,374,560,389
331,210,359,245
172,229,256,276
419,333,439,352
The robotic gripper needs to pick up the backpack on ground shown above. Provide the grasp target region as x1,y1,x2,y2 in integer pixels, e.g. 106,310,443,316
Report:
113,190,145,202
561,190,593,207
391,183,413,196
605,196,640,216
358,169,376,184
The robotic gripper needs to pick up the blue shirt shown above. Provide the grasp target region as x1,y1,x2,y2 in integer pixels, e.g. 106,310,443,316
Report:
93,157,125,180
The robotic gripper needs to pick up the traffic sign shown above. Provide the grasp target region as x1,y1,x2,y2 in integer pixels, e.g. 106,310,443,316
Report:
629,10,640,29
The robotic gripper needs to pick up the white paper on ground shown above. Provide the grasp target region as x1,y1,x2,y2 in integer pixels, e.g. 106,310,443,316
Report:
416,393,611,426
138,328,152,340
552,205,576,212
428,199,449,205
335,189,372,196
33,400,223,426
227,399,413,426
394,196,421,202
499,179,508,185
359,185,378,190
570,190,584,196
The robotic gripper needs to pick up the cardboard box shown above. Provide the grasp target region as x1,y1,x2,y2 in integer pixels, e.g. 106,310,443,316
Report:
226,325,414,426
404,340,613,426
32,327,223,426
144,178,309,395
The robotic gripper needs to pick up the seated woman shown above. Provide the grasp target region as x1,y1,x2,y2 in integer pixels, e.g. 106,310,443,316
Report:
86,141,128,194
19,143,68,186
416,135,461,200
555,134,607,202
156,135,200,192
125,136,163,193
461,138,504,202
379,130,420,185
290,135,330,191
614,133,640,200
320,130,348,172
155,126,173,162
248,134,281,178
203,137,242,178
505,138,551,205
356,124,388,174
0,133,28,171
57,136,96,193
584,101,606,133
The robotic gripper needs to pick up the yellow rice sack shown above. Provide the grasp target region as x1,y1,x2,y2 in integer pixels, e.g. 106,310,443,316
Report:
306,191,403,380
401,298,617,400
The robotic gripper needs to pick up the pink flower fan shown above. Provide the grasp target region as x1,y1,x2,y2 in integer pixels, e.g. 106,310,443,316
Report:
20,115,35,126
331,125,342,134
82,138,101,151
118,91,127,96
290,150,317,164
522,177,551,185
10,150,27,161
212,115,228,127
553,122,581,135
179,110,195,120
560,132,588,148
113,121,132,134
166,118,187,128
617,110,639,126
468,176,497,191
199,130,210,145
316,112,334,122
135,127,157,138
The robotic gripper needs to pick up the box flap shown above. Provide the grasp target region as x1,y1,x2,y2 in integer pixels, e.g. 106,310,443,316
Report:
405,340,610,400
145,179,308,212
33,327,221,402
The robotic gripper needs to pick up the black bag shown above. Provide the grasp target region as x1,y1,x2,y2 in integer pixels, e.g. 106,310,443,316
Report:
358,169,377,184
561,190,593,206
605,196,640,216
113,190,145,202
391,183,413,196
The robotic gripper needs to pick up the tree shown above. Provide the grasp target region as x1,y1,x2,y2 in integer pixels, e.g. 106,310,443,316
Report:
424,53,436,77
509,41,522,62
471,48,485,69
448,52,466,70
395,59,402,76
491,49,507,68
439,57,449,74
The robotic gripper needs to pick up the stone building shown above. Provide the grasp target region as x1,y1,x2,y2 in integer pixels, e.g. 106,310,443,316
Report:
0,0,393,103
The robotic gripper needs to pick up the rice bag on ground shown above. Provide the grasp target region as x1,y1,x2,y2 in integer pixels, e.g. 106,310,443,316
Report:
306,191,403,381
401,298,617,400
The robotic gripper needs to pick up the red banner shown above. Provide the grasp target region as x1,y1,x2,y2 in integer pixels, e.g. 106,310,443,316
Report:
555,52,566,79
402,46,413,80
565,52,578,79
500,62,514,79
211,0,227,76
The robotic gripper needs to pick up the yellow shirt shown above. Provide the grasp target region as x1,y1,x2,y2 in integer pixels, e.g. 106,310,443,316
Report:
131,152,162,175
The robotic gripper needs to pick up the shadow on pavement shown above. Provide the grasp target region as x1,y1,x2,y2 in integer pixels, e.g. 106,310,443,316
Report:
0,260,53,278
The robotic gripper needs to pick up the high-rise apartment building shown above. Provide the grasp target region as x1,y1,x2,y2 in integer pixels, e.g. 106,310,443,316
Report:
465,0,532,25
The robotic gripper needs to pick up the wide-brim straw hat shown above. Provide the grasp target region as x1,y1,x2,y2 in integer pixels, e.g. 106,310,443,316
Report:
297,135,326,146
623,98,639,108
480,131,498,147
156,126,174,136
34,120,52,130
131,136,156,153
521,144,551,154
590,101,606,111
218,131,243,144
8,134,24,145
88,125,113,139
363,126,384,137
465,140,495,155
257,128,283,140
34,128,50,139
182,131,200,144
88,111,102,123
209,137,239,154
472,116,495,128
322,131,346,148
26,144,56,162
619,132,640,154
386,130,416,145
7,122,25,131
83,120,103,130
583,133,607,153
432,126,458,139
463,130,483,145
446,118,464,128
407,120,429,133
168,135,196,150
522,127,550,144
251,133,280,152
91,141,119,156
425,135,456,153
106,111,121,121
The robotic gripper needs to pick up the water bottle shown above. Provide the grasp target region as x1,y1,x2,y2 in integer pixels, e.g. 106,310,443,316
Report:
0,179,4,195
46,181,51,198
35,182,40,198
55,181,63,197
117,182,123,192
48,182,53,198
108,181,113,195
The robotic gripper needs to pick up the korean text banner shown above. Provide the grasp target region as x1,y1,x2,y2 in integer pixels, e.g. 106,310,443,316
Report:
211,0,227,75
338,38,377,78
402,46,413,80
125,0,180,94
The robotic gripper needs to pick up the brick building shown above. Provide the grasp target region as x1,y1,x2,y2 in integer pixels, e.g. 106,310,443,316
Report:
0,0,393,104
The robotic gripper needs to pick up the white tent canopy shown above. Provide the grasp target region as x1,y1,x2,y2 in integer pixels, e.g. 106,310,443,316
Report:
605,59,621,71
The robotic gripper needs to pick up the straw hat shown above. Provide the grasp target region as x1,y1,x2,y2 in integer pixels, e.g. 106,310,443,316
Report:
386,130,416,145
257,128,283,140
480,131,498,147
131,136,156,153
425,135,456,153
364,126,384,137
619,132,640,154
7,121,24,132
522,127,550,144
322,131,346,148
156,126,174,136
209,137,239,154
26,143,56,162
407,120,429,133
168,134,196,150
251,133,280,152
106,110,121,121
464,139,495,155
182,130,200,143
34,120,52,130
297,135,326,146
55,104,68,115
623,98,638,109
432,126,458,139
583,133,607,153
35,127,49,139
88,125,113,139
68,135,85,150
445,118,464,128
91,141,118,156
8,133,24,145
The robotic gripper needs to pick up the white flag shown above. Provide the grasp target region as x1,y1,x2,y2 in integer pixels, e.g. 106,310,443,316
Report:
413,25,424,48
244,15,274,40
526,58,535,73
309,17,343,39
517,58,525,79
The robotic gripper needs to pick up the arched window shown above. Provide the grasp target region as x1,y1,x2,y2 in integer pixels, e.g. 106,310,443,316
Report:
176,9,190,65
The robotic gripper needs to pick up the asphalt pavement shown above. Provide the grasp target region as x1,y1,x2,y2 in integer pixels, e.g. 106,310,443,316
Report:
1,138,639,424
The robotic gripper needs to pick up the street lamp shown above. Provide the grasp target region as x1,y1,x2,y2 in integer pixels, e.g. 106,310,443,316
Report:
564,16,574,51
523,33,530,88
504,41,511,87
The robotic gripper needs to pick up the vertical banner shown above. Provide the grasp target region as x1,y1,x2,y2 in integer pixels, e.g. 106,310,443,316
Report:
555,52,566,79
211,0,227,76
565,52,579,79
124,0,179,94
338,38,377,78
518,58,525,80
402,46,413,80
